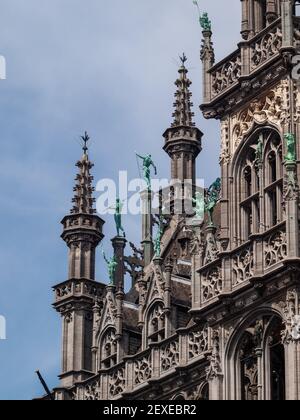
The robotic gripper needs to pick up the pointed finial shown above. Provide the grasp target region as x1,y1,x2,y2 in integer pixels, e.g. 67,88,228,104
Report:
81,131,90,155
180,53,187,67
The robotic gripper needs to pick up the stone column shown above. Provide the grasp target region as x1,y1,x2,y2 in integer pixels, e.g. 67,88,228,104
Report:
206,329,223,400
266,0,278,24
111,235,127,289
137,273,147,329
282,288,300,400
200,30,215,103
256,347,263,400
141,190,153,266
164,260,173,314
281,0,294,48
241,0,250,40
284,162,299,258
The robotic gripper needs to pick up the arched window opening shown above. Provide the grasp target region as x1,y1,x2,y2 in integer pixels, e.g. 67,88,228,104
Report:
147,303,165,344
198,383,209,401
239,332,258,401
268,151,277,184
267,317,286,401
261,0,267,28
239,139,259,240
244,166,252,198
264,132,283,228
173,394,185,401
101,328,117,369
235,315,286,401
238,130,283,242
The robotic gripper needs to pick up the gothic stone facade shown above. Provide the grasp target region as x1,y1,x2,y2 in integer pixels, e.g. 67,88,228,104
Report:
50,1,300,401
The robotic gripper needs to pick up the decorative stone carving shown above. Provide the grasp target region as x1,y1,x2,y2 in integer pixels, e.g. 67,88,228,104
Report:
189,228,204,256
161,340,180,373
148,303,165,338
264,230,287,268
253,320,264,348
109,367,126,398
281,290,300,344
84,380,101,401
232,246,254,287
102,328,117,360
220,118,230,164
293,82,300,123
200,37,215,63
251,25,282,70
231,81,290,153
103,290,118,327
137,279,148,308
188,326,209,360
204,229,219,266
201,266,223,303
134,353,152,386
56,283,72,299
64,312,73,323
150,262,165,301
211,53,241,97
284,169,299,201
206,330,222,380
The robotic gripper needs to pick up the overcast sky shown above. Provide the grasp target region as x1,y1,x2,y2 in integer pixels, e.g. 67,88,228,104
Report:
0,0,241,400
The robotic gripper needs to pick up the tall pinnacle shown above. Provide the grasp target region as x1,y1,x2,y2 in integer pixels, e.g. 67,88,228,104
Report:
171,55,195,128
71,132,96,215
163,55,203,189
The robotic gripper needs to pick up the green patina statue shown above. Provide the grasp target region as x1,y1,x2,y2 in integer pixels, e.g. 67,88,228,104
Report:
153,218,164,258
136,153,157,191
192,191,205,220
200,12,212,32
284,133,297,163
102,251,118,285
113,198,126,238
205,178,221,225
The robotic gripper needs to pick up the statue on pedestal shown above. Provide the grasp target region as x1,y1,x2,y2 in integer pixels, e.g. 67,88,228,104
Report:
205,178,221,225
102,251,118,285
136,153,157,191
113,198,126,238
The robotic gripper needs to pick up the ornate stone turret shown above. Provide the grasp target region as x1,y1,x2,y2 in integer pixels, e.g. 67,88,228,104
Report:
163,56,203,213
61,139,104,280
53,134,105,388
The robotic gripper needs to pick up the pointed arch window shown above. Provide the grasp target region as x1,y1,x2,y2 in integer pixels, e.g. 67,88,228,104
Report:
237,129,283,243
234,315,286,400
264,133,283,229
239,331,258,400
101,328,117,369
267,317,285,400
239,142,259,239
147,303,165,344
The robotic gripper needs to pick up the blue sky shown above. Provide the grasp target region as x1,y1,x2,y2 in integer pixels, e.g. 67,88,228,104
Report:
0,0,240,400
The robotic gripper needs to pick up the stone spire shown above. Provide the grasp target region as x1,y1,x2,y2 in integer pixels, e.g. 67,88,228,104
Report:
71,132,96,215
163,56,202,214
171,55,195,129
53,134,105,388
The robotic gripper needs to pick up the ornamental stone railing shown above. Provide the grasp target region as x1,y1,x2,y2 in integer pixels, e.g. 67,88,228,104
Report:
263,225,287,271
207,18,286,101
210,50,241,98
55,278,104,302
197,222,288,309
72,324,210,400
250,21,282,71
232,242,254,289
